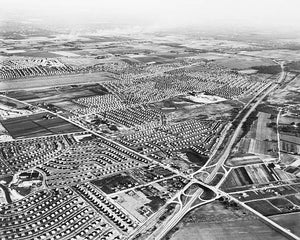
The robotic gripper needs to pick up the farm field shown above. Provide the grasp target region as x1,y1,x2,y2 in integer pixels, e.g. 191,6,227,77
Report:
11,51,63,58
6,84,108,102
231,111,278,159
246,200,281,216
5,83,110,116
221,163,284,191
255,113,276,141
0,112,82,138
280,134,300,145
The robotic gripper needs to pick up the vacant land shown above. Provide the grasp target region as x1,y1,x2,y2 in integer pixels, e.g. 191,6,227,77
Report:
154,98,241,122
251,65,282,74
232,111,278,158
0,112,82,138
240,49,300,61
286,61,300,72
5,84,109,116
6,84,108,102
164,201,287,240
214,55,274,70
0,72,116,91
268,75,300,105
269,212,300,237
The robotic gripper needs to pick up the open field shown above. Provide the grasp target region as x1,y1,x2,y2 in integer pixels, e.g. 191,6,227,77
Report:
59,56,112,67
182,39,253,51
5,84,110,116
232,111,278,158
286,61,300,72
154,98,242,122
6,84,108,102
248,140,278,156
0,112,82,138
269,212,300,237
0,72,116,91
255,113,276,141
168,219,288,240
214,55,275,70
240,49,300,61
10,51,63,58
164,201,287,240
268,75,300,105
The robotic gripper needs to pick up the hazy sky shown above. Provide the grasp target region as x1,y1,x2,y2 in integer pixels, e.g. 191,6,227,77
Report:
0,0,300,31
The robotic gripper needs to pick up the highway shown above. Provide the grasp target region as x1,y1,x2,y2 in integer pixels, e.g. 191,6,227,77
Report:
127,180,198,240
191,80,274,179
144,61,300,240
276,107,282,163
204,64,286,186
151,186,217,240
152,189,203,240
2,61,298,240
144,177,222,240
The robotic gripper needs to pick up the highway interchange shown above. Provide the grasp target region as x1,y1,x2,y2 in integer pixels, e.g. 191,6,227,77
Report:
48,62,300,240
1,61,299,240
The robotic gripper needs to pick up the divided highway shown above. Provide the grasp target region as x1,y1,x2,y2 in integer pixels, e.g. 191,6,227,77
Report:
205,64,286,186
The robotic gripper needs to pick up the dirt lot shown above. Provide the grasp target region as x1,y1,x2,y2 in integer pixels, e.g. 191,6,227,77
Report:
154,98,242,122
